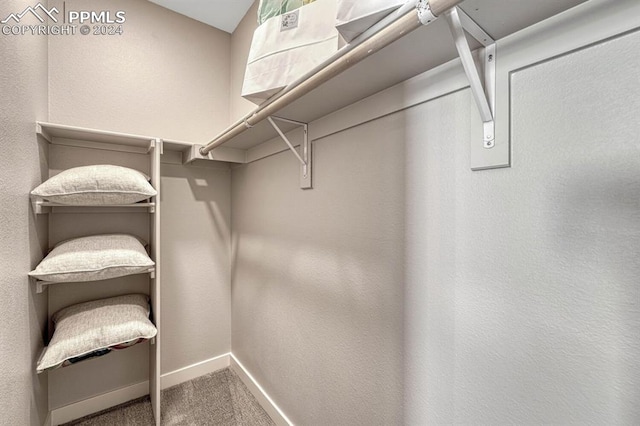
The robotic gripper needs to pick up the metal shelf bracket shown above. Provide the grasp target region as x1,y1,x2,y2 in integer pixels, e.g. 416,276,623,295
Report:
443,7,496,149
267,116,312,189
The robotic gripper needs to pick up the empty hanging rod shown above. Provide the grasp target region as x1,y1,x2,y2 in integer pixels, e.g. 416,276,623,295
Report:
200,0,463,156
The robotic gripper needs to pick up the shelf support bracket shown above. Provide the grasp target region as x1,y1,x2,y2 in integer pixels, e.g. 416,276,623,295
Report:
32,277,46,294
31,276,50,294
267,116,312,189
443,7,496,149
31,197,45,215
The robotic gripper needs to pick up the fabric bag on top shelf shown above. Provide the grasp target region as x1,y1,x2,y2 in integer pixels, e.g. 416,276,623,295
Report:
258,0,318,25
242,0,339,105
336,0,406,42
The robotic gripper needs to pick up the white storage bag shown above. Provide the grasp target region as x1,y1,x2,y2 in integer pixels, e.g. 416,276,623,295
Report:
336,0,406,42
242,0,339,104
258,0,318,25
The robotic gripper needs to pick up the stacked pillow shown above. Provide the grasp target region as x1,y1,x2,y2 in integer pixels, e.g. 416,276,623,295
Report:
31,165,159,372
29,234,154,283
31,164,156,205
37,294,157,373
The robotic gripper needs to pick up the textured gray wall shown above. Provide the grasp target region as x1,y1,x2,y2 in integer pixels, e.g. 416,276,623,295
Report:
232,120,406,425
48,0,231,142
0,0,49,424
405,29,640,424
231,27,640,426
160,164,231,374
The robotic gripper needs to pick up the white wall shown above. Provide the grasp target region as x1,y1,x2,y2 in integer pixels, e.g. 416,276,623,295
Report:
231,123,406,425
160,163,231,374
231,4,640,425
0,0,49,424
48,0,231,142
449,30,639,425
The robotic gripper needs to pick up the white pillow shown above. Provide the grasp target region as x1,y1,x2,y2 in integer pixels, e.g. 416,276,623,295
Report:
37,294,157,373
29,234,154,283
31,165,157,205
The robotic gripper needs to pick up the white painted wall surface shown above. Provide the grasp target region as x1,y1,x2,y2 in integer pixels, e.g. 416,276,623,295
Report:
232,123,406,425
441,30,639,425
231,5,640,425
405,7,640,424
160,164,231,374
48,0,231,143
0,0,49,424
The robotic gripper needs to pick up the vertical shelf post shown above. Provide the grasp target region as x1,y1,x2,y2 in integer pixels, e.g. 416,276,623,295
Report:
149,138,162,426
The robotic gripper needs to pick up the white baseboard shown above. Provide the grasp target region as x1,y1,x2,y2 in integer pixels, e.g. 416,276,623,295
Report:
50,381,149,426
161,353,231,389
49,353,231,425
230,354,293,426
48,353,289,425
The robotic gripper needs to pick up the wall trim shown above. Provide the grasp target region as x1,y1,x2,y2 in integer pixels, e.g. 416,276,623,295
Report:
49,353,231,425
161,353,231,390
43,412,51,426
230,354,293,426
50,381,149,426
48,353,291,425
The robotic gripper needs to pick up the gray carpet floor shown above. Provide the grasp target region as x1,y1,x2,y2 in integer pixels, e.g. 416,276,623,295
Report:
63,368,276,426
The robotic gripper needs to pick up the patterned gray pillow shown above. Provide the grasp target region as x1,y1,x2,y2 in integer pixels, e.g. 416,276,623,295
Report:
31,165,157,205
29,234,154,283
37,294,157,373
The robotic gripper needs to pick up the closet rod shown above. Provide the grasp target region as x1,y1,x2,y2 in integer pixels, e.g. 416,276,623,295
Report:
200,0,462,156
206,0,419,147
